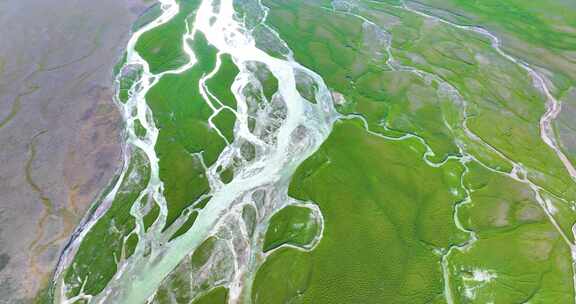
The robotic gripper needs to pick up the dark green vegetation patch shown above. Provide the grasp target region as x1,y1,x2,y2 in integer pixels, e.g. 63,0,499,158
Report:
263,205,320,252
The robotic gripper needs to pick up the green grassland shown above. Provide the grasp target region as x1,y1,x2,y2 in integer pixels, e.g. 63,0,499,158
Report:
450,161,575,303
192,287,228,304
253,0,576,303
408,0,576,88
135,1,201,74
263,205,320,252
264,0,575,200
254,119,469,303
145,30,229,229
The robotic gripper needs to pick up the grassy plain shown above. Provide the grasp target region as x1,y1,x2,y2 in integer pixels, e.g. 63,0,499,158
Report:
135,0,200,74
263,205,319,252
254,0,576,302
145,31,220,229
450,161,575,303
410,0,576,84
254,119,467,303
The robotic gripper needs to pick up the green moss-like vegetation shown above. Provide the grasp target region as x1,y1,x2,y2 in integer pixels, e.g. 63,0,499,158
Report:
266,0,575,200
133,118,147,138
192,287,229,304
263,205,319,252
143,199,160,231
169,211,198,241
212,108,237,143
449,161,575,303
264,0,459,165
248,62,278,102
219,166,234,184
253,119,467,303
135,0,201,74
146,32,236,229
252,248,312,304
153,266,194,304
124,233,139,258
258,1,576,302
191,236,218,269
205,54,239,110
257,2,576,302
118,65,143,104
414,0,576,83
64,148,151,297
